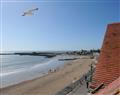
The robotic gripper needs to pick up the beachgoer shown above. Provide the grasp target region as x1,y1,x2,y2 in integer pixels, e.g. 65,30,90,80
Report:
86,81,89,88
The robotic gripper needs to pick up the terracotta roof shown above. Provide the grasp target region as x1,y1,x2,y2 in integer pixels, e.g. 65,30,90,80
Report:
90,23,120,89
91,77,120,95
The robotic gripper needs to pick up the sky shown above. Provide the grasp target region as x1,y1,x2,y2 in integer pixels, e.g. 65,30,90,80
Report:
1,0,120,51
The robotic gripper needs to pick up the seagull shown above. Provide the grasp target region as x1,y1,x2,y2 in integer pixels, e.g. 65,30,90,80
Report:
22,8,39,16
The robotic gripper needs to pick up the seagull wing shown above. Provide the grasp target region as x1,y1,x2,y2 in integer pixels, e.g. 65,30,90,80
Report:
28,8,39,12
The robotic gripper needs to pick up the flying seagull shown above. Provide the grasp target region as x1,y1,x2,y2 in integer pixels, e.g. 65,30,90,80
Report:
22,8,39,16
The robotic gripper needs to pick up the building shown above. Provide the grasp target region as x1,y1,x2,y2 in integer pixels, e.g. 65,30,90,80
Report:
90,23,120,95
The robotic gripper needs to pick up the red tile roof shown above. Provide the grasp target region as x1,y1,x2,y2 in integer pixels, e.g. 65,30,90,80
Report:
90,23,120,89
92,77,120,95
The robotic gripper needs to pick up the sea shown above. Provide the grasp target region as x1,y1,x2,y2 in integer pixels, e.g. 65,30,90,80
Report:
0,54,79,88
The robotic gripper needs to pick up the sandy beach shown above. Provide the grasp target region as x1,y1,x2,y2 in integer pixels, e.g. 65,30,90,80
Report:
1,56,93,95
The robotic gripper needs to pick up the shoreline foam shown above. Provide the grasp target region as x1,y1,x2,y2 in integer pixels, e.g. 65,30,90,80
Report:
1,56,93,95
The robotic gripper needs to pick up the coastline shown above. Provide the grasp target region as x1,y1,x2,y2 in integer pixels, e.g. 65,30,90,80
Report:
1,56,93,95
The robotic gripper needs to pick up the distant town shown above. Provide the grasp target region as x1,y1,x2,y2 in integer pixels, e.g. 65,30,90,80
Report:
0,49,100,58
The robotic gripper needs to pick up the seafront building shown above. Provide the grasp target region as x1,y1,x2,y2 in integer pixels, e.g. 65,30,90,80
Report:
90,23,120,95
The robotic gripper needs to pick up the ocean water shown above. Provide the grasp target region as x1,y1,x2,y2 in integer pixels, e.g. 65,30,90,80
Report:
0,54,79,88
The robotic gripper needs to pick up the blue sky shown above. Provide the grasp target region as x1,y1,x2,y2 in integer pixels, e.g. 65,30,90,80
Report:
1,0,120,51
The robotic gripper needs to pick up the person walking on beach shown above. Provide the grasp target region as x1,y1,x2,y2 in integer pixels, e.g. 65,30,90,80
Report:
86,81,89,88
85,75,89,89
85,75,87,81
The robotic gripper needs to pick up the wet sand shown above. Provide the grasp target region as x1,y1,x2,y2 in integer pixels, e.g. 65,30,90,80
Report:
1,56,93,95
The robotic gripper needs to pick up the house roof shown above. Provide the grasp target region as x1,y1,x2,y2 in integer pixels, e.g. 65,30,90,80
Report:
90,23,120,89
92,77,120,95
